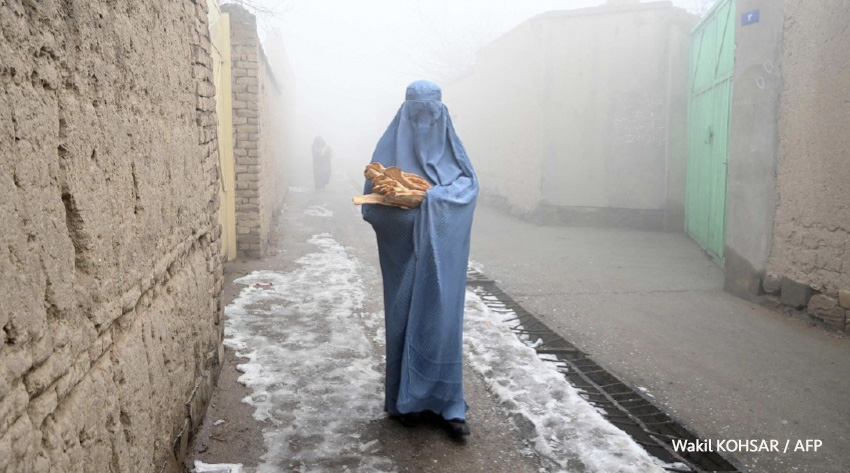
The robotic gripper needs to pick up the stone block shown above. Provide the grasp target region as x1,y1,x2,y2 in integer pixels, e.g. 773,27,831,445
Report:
0,383,28,433
235,61,259,71
240,234,261,244
235,76,258,85
762,273,781,295
807,294,846,330
839,290,850,309
27,389,58,428
236,204,259,212
24,348,72,396
780,277,814,309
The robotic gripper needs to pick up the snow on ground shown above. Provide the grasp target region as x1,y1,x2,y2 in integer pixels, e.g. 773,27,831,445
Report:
224,233,393,473
468,259,486,275
304,204,333,217
463,288,666,473
193,461,243,473
223,235,668,473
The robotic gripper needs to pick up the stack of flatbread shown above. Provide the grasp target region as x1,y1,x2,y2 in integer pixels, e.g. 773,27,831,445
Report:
353,163,431,209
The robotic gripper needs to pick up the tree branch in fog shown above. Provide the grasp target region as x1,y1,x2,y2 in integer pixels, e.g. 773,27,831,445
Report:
396,2,502,83
691,0,718,15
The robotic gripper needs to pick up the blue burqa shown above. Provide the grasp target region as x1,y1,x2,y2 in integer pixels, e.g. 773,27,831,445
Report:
362,80,478,421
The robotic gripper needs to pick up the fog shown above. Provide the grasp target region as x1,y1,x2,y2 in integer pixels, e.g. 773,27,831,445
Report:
250,0,711,183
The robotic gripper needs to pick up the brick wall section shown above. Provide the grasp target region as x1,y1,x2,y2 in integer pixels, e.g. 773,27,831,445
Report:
224,4,288,258
0,1,223,472
762,1,850,332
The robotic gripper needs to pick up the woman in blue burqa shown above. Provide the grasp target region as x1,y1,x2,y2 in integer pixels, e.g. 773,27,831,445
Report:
361,80,478,438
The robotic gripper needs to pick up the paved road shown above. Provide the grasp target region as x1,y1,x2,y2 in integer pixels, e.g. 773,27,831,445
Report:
469,205,850,473
188,167,688,473
189,176,544,472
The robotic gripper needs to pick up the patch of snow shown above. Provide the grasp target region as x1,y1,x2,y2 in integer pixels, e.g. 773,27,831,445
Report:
463,288,665,473
304,205,333,217
222,232,672,473
213,419,225,426
224,233,394,472
193,461,243,473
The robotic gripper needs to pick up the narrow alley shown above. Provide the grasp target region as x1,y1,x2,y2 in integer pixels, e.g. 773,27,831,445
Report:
3,1,849,472
189,170,673,473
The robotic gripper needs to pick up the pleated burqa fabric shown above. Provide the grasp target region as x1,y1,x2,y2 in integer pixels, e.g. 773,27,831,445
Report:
362,80,478,421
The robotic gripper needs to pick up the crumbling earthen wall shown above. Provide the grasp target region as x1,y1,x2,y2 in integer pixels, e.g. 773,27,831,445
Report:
0,1,223,471
763,1,850,331
225,4,288,258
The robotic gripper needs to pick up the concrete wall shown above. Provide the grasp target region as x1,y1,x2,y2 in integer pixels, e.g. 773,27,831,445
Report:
225,4,291,258
446,20,546,214
444,1,695,230
264,28,297,186
722,0,785,299
761,0,850,331
0,0,223,472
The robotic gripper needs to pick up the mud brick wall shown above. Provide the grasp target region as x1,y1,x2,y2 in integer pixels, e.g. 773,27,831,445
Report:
224,4,288,258
0,1,224,472
761,1,850,332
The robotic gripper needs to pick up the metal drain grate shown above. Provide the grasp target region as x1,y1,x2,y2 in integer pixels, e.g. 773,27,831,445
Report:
467,269,741,473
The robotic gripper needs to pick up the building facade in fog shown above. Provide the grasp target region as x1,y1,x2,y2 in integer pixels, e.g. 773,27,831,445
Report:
445,1,696,231
448,0,850,332
718,0,850,332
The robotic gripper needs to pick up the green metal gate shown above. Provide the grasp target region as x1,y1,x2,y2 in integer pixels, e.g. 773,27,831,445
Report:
685,0,735,262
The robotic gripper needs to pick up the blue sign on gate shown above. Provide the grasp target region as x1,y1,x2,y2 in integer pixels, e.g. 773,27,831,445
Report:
742,9,760,25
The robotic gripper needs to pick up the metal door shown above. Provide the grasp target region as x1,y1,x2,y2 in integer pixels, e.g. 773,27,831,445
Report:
685,0,735,262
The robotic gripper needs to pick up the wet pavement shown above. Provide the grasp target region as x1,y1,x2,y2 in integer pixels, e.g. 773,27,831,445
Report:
469,206,850,473
187,172,671,473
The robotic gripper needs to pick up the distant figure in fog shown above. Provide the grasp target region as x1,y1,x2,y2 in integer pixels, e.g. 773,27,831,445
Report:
361,80,478,439
312,136,332,189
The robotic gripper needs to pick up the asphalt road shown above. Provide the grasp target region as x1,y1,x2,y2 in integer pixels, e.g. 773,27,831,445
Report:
189,165,850,473
469,205,850,473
